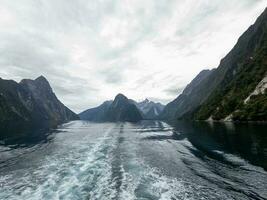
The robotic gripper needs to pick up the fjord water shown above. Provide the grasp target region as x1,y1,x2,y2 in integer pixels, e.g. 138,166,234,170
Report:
0,121,267,200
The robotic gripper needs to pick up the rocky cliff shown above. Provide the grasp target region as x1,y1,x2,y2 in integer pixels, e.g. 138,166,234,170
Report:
0,76,79,131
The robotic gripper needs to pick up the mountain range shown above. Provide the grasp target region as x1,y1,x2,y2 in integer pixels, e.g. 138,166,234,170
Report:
160,7,267,122
79,95,165,122
0,76,78,132
105,94,143,122
133,99,165,119
1,8,267,131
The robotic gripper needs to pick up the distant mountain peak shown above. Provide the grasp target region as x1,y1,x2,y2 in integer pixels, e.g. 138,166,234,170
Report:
20,75,52,93
35,75,48,82
35,75,51,88
113,93,129,107
80,94,143,122
115,93,128,100
141,98,150,103
134,98,165,119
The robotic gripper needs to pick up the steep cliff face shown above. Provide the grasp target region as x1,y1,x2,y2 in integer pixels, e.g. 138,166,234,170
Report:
0,76,78,131
160,69,214,120
244,75,267,103
20,76,78,124
195,8,267,121
0,78,33,128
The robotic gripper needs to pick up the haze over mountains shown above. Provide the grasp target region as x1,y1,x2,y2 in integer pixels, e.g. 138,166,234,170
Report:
81,7,267,123
133,99,165,120
79,95,165,122
0,7,267,133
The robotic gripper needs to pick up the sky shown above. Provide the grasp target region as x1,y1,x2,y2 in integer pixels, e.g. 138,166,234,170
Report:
0,0,266,113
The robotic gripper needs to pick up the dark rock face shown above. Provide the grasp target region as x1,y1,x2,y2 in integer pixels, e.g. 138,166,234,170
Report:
160,69,214,120
79,101,112,121
79,94,143,122
161,8,267,121
105,94,143,122
0,76,79,131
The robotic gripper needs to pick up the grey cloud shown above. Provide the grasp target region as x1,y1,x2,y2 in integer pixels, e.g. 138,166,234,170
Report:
133,71,163,86
0,0,266,112
0,33,69,73
98,65,124,84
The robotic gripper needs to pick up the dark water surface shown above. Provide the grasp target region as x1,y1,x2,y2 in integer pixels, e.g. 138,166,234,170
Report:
0,120,266,200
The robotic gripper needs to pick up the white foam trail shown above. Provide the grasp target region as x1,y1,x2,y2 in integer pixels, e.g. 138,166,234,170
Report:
0,124,119,200
110,123,190,200
2,121,257,200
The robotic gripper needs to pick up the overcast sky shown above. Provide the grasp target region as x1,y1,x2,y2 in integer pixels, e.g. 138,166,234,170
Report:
0,0,266,112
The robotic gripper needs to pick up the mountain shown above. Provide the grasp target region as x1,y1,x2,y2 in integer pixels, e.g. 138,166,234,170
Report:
105,94,143,122
160,69,214,120
0,76,79,131
134,99,165,119
195,8,267,121
79,94,143,122
161,8,267,122
79,101,112,121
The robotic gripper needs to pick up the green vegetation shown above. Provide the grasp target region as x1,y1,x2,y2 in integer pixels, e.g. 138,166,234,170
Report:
233,92,267,121
195,31,267,121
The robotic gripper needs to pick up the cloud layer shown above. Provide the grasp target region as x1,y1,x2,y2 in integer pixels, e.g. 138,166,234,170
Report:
0,0,266,112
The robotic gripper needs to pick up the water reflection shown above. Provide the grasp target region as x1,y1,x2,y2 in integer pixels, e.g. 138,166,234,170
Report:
0,120,266,199
0,120,266,171
0,126,55,148
171,121,267,171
